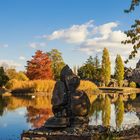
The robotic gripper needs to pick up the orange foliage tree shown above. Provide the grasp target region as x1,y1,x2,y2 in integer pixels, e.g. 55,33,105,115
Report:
26,50,53,80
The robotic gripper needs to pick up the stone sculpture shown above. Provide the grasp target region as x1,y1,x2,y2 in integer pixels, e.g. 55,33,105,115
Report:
45,65,90,128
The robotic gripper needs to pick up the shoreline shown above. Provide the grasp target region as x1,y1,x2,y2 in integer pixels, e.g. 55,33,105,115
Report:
21,125,140,140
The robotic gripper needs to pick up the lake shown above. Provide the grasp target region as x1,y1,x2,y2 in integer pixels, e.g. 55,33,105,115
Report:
0,92,140,140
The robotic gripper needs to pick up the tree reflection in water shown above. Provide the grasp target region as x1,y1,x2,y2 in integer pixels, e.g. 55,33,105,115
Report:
0,96,5,116
90,94,111,127
0,92,139,130
102,95,111,127
90,94,130,128
115,95,124,129
26,106,52,128
1,95,53,128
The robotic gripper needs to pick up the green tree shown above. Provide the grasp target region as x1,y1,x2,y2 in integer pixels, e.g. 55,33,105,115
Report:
94,55,102,81
94,55,100,69
0,67,9,87
86,56,94,65
101,48,111,86
0,96,5,116
48,49,65,80
78,56,101,81
78,56,95,79
114,55,124,87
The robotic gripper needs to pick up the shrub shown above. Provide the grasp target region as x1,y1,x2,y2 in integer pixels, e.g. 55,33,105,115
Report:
6,80,55,93
77,80,98,92
129,81,136,88
6,79,98,95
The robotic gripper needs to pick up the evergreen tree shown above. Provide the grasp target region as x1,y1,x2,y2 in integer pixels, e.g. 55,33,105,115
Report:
94,55,101,81
101,48,111,86
0,67,9,87
114,55,124,87
94,55,100,69
78,56,95,80
85,56,94,65
78,55,101,81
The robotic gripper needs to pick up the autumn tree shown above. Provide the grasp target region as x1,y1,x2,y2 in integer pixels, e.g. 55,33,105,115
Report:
114,55,124,87
6,69,28,81
26,50,53,80
17,71,29,81
101,48,111,86
122,0,140,63
48,49,65,80
6,69,17,80
0,67,9,87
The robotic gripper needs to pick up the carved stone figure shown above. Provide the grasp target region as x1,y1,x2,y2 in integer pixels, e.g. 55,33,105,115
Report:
45,65,90,128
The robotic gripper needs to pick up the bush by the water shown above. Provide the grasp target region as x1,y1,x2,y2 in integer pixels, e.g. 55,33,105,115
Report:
6,79,56,93
6,79,98,94
129,81,136,88
77,80,98,92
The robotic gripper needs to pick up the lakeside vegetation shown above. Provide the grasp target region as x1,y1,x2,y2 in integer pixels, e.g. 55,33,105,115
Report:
6,79,98,95
0,48,139,96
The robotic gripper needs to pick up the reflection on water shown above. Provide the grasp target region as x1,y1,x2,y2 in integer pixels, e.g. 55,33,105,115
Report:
115,95,124,128
27,106,52,128
89,93,140,130
0,93,140,139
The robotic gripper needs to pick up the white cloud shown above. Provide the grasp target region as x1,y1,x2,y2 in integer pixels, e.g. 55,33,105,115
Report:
76,21,137,69
40,20,139,70
29,42,47,48
0,44,9,48
43,20,94,44
19,56,26,60
0,60,21,69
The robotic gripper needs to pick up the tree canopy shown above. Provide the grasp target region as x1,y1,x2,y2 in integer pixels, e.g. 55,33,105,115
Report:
114,55,124,87
0,67,9,87
48,49,65,80
101,48,111,86
78,56,101,81
26,50,53,80
122,0,140,63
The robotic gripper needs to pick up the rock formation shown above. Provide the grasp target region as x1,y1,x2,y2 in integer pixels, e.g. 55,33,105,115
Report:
45,65,90,128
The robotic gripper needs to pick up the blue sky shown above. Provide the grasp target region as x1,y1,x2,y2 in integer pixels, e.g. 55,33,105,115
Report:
0,0,140,72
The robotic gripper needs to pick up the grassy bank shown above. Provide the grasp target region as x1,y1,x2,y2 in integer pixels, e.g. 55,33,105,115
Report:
6,79,98,95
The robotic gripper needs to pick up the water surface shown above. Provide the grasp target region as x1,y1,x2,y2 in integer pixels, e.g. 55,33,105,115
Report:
0,93,140,139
